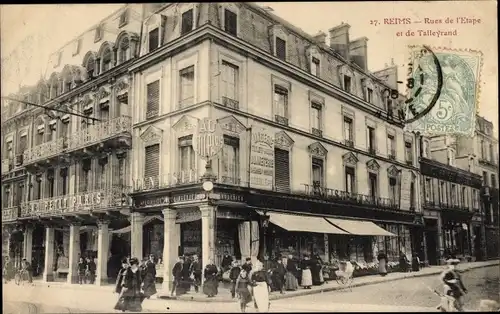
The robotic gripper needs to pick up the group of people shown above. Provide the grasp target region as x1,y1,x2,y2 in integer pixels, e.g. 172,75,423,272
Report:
376,250,421,276
2,257,33,284
76,256,97,284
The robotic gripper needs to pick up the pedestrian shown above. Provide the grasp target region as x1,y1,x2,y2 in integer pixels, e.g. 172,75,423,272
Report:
170,256,184,297
85,257,96,284
411,252,420,272
311,253,324,286
141,254,157,299
236,263,253,312
77,257,87,285
203,259,219,297
229,260,242,298
250,260,270,312
221,251,232,272
115,257,129,295
399,250,410,273
3,257,14,283
440,258,467,311
21,258,33,284
377,251,388,276
271,257,286,294
114,257,145,312
189,254,202,293
300,255,313,289
262,255,274,290
181,255,192,293
284,254,299,291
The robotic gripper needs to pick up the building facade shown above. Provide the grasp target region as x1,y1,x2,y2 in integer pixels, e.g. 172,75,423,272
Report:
1,4,143,283
3,3,430,291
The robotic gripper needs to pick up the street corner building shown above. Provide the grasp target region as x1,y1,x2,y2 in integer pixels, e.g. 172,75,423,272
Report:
2,2,499,291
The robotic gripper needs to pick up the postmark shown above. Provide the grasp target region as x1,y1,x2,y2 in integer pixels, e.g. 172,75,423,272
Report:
404,46,483,137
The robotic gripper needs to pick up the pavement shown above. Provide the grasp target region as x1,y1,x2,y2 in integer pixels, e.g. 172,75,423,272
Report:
26,259,499,303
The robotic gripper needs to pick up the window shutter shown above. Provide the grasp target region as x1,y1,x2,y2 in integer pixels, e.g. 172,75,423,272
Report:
144,144,160,189
274,148,290,192
146,80,160,119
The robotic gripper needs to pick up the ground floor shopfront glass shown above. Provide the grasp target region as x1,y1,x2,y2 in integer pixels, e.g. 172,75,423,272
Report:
441,221,472,260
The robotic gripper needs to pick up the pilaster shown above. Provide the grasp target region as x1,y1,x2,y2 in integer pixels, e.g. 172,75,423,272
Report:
67,223,81,284
200,204,216,278
96,220,110,285
158,208,178,297
43,227,55,282
23,226,34,263
130,212,144,259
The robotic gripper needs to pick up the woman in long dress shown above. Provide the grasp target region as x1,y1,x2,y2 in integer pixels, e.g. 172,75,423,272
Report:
114,257,145,312
300,255,313,289
141,255,157,299
202,259,219,297
236,264,253,312
250,261,270,312
284,255,299,291
311,254,324,286
377,251,388,276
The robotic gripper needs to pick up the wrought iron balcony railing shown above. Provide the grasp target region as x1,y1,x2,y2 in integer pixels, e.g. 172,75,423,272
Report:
23,116,132,164
20,186,129,218
2,206,19,221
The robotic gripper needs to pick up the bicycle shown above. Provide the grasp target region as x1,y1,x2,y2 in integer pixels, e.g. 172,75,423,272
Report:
334,261,354,291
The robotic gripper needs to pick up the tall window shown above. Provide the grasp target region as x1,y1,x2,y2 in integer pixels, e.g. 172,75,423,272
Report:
311,102,322,134
345,166,356,194
273,85,288,124
221,61,238,104
224,9,237,36
405,141,413,164
483,171,488,186
440,181,446,205
367,126,375,153
146,80,160,119
6,140,13,159
2,185,10,208
425,178,432,203
343,117,353,143
179,66,195,108
118,37,130,64
367,88,373,103
451,184,457,206
343,75,351,93
220,136,239,185
491,174,497,188
312,158,324,187
410,181,415,209
369,172,378,199
448,149,455,166
387,134,395,158
311,57,320,77
181,9,194,35
60,168,68,196
178,136,195,181
148,28,159,52
97,157,108,190
35,175,42,200
14,183,24,207
275,37,286,61
274,148,290,192
144,144,160,189
480,140,485,159
489,143,494,162
101,49,112,72
386,98,393,114
461,186,467,208
389,177,397,204
472,189,479,209
80,159,91,192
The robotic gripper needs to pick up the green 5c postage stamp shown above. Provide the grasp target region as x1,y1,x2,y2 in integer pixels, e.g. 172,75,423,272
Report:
403,46,483,137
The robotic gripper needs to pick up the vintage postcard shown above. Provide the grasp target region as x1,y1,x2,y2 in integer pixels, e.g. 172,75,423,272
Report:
1,2,498,313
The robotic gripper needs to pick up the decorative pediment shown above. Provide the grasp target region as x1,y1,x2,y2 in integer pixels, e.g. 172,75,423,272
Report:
339,64,356,90
387,165,400,177
172,115,198,134
97,87,110,104
274,131,294,150
140,125,163,144
308,142,328,157
342,152,358,165
361,77,375,90
217,115,246,137
366,159,380,172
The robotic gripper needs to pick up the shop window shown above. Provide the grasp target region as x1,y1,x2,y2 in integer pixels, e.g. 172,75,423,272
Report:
220,136,239,185
179,66,195,108
181,9,194,35
144,144,160,189
274,148,290,192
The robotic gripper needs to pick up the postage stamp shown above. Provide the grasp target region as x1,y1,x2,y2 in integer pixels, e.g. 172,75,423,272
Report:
403,46,483,137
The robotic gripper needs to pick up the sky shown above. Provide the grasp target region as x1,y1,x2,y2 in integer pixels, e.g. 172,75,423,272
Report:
1,2,497,133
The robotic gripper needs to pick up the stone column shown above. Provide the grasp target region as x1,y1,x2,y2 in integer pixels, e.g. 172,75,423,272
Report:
43,227,55,282
23,226,34,263
130,212,144,260
67,224,81,284
437,216,445,265
158,208,177,297
96,220,110,285
200,204,216,278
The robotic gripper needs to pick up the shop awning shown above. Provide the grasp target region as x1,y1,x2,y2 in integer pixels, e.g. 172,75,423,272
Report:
325,218,396,237
110,216,163,234
268,212,348,234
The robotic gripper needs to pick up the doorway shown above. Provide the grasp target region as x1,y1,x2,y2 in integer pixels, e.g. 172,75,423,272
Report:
474,226,483,261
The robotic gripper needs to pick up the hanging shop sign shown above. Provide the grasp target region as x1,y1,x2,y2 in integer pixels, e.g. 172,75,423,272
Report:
192,118,224,160
249,126,274,190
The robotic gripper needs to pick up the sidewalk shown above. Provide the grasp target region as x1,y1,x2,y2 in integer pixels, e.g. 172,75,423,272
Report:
32,260,499,303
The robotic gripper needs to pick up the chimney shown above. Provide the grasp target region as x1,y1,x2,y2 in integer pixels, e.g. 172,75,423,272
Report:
329,23,350,59
313,31,327,45
349,37,368,70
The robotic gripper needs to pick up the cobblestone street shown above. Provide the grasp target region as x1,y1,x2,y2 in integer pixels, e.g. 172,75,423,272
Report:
3,264,498,313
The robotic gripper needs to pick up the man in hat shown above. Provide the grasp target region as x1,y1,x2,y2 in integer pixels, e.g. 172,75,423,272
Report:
189,254,202,293
440,258,467,311
171,256,184,297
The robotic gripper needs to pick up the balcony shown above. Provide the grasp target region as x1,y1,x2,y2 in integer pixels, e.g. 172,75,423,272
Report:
479,158,497,168
2,206,19,221
20,186,129,219
132,171,200,193
23,138,66,166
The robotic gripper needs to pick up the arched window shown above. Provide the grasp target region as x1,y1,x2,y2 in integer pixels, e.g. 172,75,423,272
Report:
118,37,130,65
101,49,112,72
50,80,59,99
85,56,96,78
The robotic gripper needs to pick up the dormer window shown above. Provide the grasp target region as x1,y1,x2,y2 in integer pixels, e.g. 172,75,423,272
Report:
343,75,351,93
148,28,159,52
367,88,373,103
224,9,237,36
311,57,320,77
101,49,112,72
119,9,129,27
181,9,194,35
94,25,103,42
73,39,82,56
276,37,286,61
